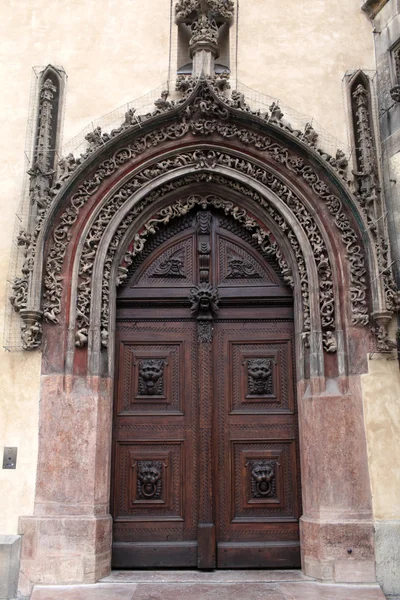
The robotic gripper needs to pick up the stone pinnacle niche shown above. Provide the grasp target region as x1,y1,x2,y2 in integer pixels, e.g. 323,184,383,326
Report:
175,0,234,77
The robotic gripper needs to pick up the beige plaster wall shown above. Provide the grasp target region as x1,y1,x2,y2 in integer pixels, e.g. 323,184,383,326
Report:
237,0,376,144
361,356,400,520
0,0,385,535
0,0,171,536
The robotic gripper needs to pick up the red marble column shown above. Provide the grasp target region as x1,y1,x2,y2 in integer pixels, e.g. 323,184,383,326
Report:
298,376,376,583
18,374,113,595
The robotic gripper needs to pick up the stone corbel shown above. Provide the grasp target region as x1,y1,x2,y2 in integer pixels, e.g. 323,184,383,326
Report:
372,310,396,352
20,310,43,351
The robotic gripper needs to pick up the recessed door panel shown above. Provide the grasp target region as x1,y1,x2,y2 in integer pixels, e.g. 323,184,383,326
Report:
214,321,301,568
112,322,198,567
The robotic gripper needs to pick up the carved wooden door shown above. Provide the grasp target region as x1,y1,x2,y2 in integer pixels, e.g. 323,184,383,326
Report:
111,209,301,569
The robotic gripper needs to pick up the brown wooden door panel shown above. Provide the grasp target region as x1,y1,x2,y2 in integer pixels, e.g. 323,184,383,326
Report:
111,210,301,569
112,321,199,567
214,321,301,568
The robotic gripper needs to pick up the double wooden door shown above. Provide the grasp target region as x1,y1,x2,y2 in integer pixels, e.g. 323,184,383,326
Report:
111,210,301,569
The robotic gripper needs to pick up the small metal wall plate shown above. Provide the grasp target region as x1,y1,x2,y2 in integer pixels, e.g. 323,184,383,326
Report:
2,447,17,469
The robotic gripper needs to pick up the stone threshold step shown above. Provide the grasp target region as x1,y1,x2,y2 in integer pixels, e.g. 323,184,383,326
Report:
30,579,386,600
101,568,310,583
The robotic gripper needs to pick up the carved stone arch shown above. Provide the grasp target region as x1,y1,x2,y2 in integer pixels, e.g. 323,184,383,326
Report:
59,144,365,381
26,84,396,352
93,182,314,380
17,77,397,593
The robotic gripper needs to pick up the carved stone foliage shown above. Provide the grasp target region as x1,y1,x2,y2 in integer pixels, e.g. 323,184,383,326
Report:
28,78,57,208
11,72,62,320
138,359,165,396
175,0,234,23
249,460,276,499
247,358,273,396
41,82,370,348
349,76,398,317
9,230,33,313
103,190,305,349
190,13,219,49
137,461,163,500
13,76,395,353
351,82,379,215
71,147,340,349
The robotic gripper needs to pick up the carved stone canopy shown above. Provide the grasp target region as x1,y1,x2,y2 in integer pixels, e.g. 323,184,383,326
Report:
175,0,234,24
175,0,234,76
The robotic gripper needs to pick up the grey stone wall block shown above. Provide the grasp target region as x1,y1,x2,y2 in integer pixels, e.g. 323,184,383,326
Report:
375,520,400,596
0,535,21,600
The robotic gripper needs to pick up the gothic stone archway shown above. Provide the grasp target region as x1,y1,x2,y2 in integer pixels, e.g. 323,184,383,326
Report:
16,79,395,593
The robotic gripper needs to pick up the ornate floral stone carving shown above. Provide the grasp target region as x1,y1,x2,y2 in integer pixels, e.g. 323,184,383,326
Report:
351,82,379,220
190,13,219,49
27,78,58,208
12,76,394,354
175,0,234,23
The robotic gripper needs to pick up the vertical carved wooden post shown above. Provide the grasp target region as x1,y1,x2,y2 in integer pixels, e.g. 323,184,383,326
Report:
189,210,219,568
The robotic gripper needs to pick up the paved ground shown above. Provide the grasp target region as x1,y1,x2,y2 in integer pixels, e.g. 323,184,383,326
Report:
30,570,387,599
